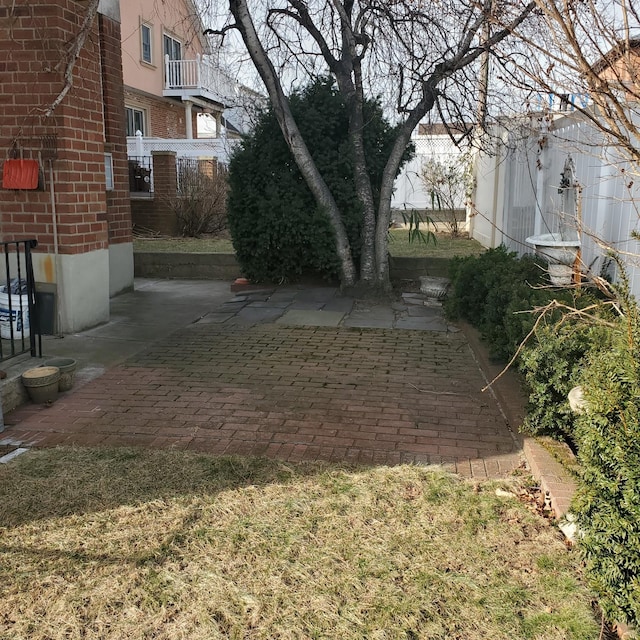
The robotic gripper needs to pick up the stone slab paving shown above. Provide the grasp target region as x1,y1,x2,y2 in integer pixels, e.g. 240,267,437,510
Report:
205,286,460,332
277,310,345,327
5,323,522,478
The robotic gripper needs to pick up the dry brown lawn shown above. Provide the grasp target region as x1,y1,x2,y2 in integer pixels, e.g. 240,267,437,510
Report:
0,447,597,639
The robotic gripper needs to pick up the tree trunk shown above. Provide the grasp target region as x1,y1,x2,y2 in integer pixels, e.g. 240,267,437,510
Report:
375,99,434,288
229,0,358,287
329,4,379,290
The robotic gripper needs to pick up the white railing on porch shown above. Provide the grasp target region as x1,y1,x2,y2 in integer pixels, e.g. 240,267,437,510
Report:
127,132,240,165
164,54,239,105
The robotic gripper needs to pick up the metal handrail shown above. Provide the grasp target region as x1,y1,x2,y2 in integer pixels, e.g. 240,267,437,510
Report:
0,239,41,363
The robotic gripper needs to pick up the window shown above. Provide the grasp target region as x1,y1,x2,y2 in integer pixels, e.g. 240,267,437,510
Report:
141,23,152,64
163,34,182,86
104,153,114,191
125,107,146,137
163,34,182,61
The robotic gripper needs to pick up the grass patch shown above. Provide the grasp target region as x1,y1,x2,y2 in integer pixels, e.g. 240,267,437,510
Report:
133,236,235,254
0,447,598,639
388,230,485,258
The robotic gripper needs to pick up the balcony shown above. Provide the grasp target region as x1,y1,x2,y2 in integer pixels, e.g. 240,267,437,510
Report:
163,55,239,107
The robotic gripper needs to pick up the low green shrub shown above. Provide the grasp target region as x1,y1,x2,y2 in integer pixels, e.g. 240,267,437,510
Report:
518,318,611,441
446,246,517,325
572,290,640,628
446,246,612,441
449,248,640,627
446,246,552,360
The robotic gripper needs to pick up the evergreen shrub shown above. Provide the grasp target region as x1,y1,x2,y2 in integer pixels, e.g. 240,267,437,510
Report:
446,246,550,359
573,290,640,628
518,318,610,440
446,246,609,441
227,78,408,282
448,249,640,627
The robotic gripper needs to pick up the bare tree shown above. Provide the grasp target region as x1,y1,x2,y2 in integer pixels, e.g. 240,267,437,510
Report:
206,0,536,292
507,0,640,170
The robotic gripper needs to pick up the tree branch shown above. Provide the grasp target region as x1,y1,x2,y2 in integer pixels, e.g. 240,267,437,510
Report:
44,0,100,118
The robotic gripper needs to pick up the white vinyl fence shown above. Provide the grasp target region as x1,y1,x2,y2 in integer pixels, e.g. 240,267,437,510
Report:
392,134,469,213
471,112,640,296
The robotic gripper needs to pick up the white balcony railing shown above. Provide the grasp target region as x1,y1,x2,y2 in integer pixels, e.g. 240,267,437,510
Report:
164,54,239,106
127,133,240,165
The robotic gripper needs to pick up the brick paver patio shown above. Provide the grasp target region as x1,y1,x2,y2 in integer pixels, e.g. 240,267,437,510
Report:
5,323,522,478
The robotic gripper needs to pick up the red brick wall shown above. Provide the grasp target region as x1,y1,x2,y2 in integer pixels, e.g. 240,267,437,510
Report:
0,0,127,256
99,13,132,245
131,151,179,235
125,90,189,139
125,89,205,139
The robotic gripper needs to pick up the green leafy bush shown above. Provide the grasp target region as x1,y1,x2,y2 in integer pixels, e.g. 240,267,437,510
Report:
449,248,640,626
518,318,610,441
227,78,409,282
446,246,516,325
446,246,551,359
446,246,613,441
572,292,640,627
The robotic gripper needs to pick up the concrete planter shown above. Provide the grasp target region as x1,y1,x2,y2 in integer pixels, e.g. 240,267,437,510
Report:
419,276,450,300
22,366,60,404
44,357,77,392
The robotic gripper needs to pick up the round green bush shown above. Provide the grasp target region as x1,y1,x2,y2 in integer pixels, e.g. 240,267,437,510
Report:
227,78,407,283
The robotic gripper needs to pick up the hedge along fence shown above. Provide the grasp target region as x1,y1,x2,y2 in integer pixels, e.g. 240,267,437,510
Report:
572,278,640,628
445,247,640,629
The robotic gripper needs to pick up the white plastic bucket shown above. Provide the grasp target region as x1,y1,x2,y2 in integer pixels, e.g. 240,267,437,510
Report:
0,292,30,339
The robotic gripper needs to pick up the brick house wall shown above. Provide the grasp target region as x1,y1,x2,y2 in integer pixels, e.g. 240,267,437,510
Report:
100,13,132,248
0,0,109,255
0,0,133,332
131,152,179,236
125,88,201,139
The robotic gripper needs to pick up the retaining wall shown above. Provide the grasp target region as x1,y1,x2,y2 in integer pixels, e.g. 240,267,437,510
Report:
134,253,453,282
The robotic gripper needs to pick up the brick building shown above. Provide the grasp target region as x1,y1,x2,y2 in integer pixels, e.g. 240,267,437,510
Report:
0,0,133,333
120,0,227,140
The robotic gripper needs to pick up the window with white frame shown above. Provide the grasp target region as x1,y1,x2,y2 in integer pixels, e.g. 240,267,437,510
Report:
125,106,146,137
141,23,152,64
163,34,182,86
163,34,182,61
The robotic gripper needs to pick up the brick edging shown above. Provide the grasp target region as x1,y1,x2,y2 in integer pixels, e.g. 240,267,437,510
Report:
522,437,576,519
459,321,577,519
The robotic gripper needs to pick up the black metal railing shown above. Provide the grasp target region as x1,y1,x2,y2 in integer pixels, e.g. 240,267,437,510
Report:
0,239,41,362
128,156,153,194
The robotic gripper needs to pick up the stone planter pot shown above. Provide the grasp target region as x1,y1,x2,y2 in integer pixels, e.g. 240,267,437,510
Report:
547,264,573,287
44,357,77,392
419,276,450,300
22,366,60,404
